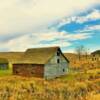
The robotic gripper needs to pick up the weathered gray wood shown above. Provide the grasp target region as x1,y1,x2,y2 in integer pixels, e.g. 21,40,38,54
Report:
44,50,69,79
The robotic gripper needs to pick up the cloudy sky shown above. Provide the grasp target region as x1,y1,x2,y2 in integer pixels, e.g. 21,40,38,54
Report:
0,0,100,52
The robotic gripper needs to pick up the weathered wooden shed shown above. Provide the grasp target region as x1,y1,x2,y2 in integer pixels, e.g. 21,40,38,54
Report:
13,47,69,79
0,58,9,70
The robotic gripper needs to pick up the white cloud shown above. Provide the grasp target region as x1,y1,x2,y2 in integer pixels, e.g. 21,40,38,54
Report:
86,25,100,30
77,24,100,33
60,32,93,40
76,10,100,23
0,0,100,35
0,31,93,51
87,10,100,19
57,9,100,28
0,0,99,51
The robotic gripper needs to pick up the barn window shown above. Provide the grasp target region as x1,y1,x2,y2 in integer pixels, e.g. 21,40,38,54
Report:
57,59,60,63
63,69,65,72
57,51,60,56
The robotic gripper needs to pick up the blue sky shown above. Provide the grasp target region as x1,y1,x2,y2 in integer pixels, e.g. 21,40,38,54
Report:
0,0,100,53
57,9,100,52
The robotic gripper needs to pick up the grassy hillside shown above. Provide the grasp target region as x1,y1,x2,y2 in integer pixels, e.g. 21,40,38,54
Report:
0,68,100,100
91,50,100,55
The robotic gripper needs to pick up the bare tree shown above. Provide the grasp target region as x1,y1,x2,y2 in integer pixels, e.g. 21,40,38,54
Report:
75,45,89,73
75,45,85,60
84,48,90,60
75,45,89,59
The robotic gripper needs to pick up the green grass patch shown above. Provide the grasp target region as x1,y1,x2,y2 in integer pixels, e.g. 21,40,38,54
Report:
0,68,12,76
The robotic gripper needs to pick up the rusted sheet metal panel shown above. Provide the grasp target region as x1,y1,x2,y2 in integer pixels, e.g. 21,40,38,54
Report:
13,64,44,77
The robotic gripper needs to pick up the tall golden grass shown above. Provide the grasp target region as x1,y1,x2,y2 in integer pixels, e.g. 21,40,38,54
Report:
0,74,100,100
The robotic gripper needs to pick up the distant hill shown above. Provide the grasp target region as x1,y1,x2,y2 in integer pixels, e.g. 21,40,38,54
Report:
64,53,77,57
64,53,78,61
91,50,100,55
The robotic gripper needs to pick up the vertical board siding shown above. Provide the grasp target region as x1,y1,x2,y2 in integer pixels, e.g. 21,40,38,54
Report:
44,50,69,79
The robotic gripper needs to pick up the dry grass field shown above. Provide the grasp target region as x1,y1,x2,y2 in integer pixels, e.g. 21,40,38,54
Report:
0,68,100,100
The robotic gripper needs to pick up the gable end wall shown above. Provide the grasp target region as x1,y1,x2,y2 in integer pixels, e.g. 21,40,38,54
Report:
44,49,69,79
